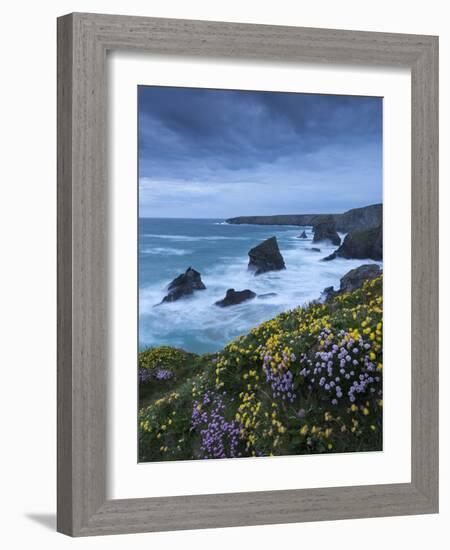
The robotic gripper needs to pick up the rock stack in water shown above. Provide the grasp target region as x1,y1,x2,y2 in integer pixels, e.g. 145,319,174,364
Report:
215,289,256,307
322,225,382,261
161,267,206,303
298,230,308,239
312,218,341,246
248,236,286,275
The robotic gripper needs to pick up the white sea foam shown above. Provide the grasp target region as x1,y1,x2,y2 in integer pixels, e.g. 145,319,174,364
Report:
140,247,191,256
139,230,382,353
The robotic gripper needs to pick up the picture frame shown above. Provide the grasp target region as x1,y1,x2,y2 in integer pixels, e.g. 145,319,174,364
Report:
57,12,438,536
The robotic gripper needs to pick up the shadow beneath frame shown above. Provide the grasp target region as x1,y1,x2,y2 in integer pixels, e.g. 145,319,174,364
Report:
25,513,57,531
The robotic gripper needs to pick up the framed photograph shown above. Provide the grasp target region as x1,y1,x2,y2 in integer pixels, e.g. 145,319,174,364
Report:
57,13,438,536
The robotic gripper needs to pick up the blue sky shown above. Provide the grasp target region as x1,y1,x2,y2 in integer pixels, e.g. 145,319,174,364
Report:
138,86,382,218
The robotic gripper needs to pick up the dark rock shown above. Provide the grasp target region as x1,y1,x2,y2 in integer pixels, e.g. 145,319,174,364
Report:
322,225,382,261
321,253,336,262
321,286,336,302
312,218,341,246
161,267,206,303
340,264,382,293
215,288,256,307
248,236,286,275
257,292,278,299
309,247,321,252
321,264,382,302
298,230,308,239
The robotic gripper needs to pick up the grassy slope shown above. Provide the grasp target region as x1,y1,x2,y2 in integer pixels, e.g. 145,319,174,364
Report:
138,275,383,462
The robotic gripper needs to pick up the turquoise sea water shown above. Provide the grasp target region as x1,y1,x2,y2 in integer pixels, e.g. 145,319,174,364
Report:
139,218,381,354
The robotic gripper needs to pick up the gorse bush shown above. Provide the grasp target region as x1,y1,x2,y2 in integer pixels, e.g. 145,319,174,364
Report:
138,346,207,405
139,345,195,371
139,275,383,461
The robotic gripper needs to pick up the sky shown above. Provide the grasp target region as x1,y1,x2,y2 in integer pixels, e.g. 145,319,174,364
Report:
138,86,382,219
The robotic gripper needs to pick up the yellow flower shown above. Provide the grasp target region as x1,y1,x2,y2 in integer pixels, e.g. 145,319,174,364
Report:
362,408,370,416
300,425,308,436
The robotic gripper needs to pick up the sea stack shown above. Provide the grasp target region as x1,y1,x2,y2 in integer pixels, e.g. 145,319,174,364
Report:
312,218,341,246
248,236,286,275
298,230,308,239
215,289,256,307
161,267,206,303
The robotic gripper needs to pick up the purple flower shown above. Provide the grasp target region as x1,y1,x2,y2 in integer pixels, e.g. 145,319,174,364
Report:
191,392,242,459
154,368,173,380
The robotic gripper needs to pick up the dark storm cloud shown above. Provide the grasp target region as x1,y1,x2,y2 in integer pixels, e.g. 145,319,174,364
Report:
138,86,382,218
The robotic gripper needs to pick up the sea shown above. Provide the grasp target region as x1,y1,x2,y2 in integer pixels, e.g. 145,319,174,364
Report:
139,218,382,354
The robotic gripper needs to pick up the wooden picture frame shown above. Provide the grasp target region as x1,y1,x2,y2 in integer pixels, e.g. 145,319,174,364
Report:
57,12,439,536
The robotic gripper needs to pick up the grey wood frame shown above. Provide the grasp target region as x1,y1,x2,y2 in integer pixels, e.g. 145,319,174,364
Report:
57,12,439,537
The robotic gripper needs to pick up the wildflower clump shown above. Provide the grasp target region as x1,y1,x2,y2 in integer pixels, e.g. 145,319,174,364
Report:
139,275,383,461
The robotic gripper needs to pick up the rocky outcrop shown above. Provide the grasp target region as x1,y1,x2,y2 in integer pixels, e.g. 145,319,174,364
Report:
248,236,286,275
215,289,256,307
322,264,382,302
309,247,321,252
322,225,382,261
312,219,341,246
335,204,382,232
321,286,336,302
298,230,308,239
225,203,382,233
340,264,382,293
161,267,206,303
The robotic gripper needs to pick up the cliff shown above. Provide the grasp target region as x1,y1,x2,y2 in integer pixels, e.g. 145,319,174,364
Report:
139,274,383,462
226,203,382,233
335,204,382,232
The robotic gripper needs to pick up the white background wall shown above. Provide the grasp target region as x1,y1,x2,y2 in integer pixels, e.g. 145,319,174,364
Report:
0,1,447,548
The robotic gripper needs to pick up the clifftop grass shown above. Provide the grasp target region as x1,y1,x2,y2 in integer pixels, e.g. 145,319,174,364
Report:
139,275,383,462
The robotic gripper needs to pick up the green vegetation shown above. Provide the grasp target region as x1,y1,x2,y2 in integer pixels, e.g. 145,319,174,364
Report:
139,276,383,462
